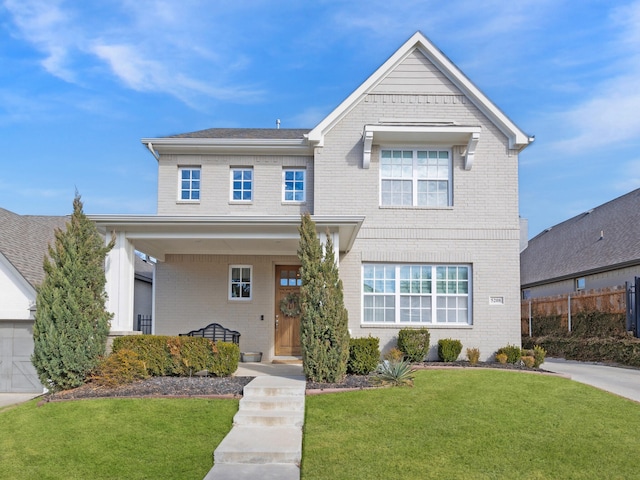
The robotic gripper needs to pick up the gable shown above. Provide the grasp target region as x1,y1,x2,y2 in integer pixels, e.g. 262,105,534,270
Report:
308,31,531,151
371,49,461,95
0,252,35,319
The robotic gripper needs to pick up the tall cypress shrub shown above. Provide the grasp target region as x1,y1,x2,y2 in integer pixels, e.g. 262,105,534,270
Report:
298,213,350,382
32,195,114,391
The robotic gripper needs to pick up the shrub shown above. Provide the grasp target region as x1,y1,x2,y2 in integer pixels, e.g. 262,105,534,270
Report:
384,347,405,363
521,355,535,368
209,342,240,377
347,337,380,375
374,360,415,387
497,344,522,364
438,338,463,362
533,345,546,368
397,328,430,362
112,335,239,377
91,349,149,387
466,347,480,365
496,353,508,364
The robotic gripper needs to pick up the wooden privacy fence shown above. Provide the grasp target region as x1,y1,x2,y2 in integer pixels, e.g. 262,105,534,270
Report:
521,287,626,337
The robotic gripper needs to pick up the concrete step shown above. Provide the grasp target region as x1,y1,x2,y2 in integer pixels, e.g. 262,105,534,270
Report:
239,395,305,412
242,376,306,397
233,409,305,427
204,462,299,480
213,426,302,465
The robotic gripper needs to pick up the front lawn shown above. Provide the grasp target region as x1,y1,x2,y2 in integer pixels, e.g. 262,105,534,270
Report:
302,369,640,479
0,397,238,480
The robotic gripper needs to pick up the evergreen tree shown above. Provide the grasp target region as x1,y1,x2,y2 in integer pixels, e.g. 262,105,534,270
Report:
298,213,350,382
32,194,115,391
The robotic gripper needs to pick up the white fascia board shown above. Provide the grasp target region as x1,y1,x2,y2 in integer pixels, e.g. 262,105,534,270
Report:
0,252,36,300
140,137,312,157
308,31,532,151
89,214,365,255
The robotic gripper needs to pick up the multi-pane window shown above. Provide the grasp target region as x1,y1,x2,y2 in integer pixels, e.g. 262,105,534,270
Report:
179,167,201,201
283,169,305,202
229,265,252,300
380,149,451,207
363,264,470,324
231,168,253,201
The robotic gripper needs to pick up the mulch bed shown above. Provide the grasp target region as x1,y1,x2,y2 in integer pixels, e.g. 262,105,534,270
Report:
45,361,551,402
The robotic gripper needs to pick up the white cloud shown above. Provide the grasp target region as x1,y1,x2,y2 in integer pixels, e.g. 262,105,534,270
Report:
550,1,640,153
3,0,77,81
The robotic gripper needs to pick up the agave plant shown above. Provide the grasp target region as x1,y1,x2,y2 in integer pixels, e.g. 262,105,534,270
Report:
374,360,416,387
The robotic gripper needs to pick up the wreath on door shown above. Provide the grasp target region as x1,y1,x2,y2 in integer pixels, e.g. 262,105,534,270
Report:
279,293,301,317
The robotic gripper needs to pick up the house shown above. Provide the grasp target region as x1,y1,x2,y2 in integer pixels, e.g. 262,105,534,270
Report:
92,32,532,361
0,208,155,393
521,188,640,299
0,208,67,393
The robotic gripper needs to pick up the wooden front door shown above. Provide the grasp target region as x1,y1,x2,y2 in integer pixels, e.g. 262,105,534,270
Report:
275,265,302,356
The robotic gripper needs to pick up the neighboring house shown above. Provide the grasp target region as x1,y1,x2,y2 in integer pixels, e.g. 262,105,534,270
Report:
133,254,154,333
0,208,155,393
0,208,67,393
521,188,640,299
92,32,533,361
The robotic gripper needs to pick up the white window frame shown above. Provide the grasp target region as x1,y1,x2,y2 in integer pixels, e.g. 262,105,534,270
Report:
282,168,306,203
379,148,452,207
361,264,471,325
229,265,252,301
230,167,253,202
178,166,201,202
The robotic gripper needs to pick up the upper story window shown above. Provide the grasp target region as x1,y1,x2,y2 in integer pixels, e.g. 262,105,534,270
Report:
283,169,306,203
179,167,200,201
230,168,253,202
380,149,451,207
575,277,586,291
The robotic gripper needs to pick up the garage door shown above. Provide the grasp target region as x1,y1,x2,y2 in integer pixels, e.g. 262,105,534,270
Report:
0,321,42,393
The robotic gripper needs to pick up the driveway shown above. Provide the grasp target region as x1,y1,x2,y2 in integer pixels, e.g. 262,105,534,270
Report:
544,358,640,403
0,393,40,409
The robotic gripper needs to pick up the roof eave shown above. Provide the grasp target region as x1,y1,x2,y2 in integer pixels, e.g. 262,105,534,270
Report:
141,138,313,158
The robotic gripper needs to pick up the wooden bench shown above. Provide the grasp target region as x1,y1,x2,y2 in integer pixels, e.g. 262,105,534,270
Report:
179,322,241,345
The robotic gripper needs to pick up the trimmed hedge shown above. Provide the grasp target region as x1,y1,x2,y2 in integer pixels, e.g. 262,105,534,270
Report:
347,336,380,375
111,335,240,377
397,328,430,362
528,312,626,338
523,336,640,368
438,338,462,362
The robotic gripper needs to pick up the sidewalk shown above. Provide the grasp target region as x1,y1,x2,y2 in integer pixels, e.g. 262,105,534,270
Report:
544,358,640,403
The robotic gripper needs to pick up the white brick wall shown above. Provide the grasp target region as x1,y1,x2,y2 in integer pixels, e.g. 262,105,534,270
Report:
150,48,524,361
157,155,314,216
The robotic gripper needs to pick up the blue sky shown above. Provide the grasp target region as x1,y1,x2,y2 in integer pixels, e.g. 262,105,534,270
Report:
2,1,640,239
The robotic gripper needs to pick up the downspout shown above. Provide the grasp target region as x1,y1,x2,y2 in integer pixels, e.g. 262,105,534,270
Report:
146,142,160,161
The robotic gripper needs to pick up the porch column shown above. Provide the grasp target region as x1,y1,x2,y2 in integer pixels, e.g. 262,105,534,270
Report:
104,231,135,332
319,231,340,266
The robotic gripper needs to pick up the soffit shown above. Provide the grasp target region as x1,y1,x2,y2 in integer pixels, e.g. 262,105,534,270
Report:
90,215,364,261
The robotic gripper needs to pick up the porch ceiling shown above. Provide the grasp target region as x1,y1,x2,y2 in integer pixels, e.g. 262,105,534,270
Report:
89,215,365,261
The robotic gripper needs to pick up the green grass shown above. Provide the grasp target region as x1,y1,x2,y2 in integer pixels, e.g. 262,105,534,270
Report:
302,370,640,479
0,397,238,480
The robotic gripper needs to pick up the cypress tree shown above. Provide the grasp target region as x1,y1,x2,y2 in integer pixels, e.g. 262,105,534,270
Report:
32,194,115,391
298,213,350,382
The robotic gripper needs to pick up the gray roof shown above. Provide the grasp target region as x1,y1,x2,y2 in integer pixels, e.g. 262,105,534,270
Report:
521,188,640,287
167,128,310,140
134,255,154,282
0,208,68,288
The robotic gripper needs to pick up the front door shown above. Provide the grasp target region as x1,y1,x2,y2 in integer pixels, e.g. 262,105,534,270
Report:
275,265,302,356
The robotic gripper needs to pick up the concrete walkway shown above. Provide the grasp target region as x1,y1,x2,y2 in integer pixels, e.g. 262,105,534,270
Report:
204,362,305,480
0,393,40,409
544,358,640,403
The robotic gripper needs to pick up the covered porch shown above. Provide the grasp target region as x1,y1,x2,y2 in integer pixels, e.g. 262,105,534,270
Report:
91,215,363,360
